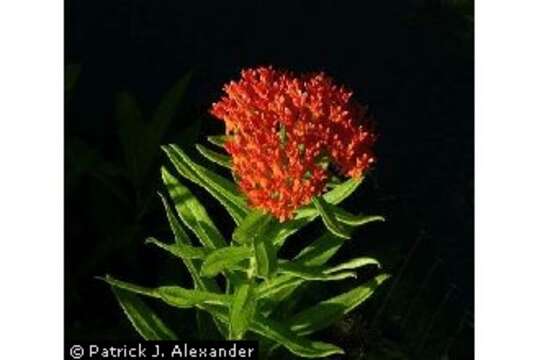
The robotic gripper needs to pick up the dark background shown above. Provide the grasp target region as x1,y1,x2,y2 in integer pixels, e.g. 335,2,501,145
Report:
65,0,473,358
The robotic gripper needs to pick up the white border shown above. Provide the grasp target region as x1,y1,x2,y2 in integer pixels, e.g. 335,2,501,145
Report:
476,0,540,358
0,0,63,359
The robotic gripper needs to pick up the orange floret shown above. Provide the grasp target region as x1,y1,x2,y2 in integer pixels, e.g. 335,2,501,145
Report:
211,66,376,221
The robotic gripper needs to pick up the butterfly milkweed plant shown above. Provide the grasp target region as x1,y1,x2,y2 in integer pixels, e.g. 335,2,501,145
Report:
102,67,390,358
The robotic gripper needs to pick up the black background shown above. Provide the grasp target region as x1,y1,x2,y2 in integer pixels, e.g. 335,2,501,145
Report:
66,1,473,358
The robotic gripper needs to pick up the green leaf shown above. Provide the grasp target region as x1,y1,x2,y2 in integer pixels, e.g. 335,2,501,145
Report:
199,306,343,358
229,280,256,339
162,168,245,287
100,275,159,298
157,192,219,292
196,144,231,169
163,145,248,224
250,315,344,358
115,89,168,187
157,192,192,245
256,233,345,300
325,257,381,274
270,178,365,248
294,232,346,266
270,218,315,247
234,210,279,278
257,257,380,299
256,276,304,299
294,177,364,219
254,236,277,278
162,145,202,184
170,145,245,210
312,197,351,239
111,287,177,340
158,287,231,308
151,72,192,140
323,177,364,205
277,261,357,281
200,246,252,278
287,274,391,335
126,72,193,183
161,167,226,249
207,135,230,147
145,237,210,259
103,275,231,308
333,208,385,226
256,233,358,306
232,210,274,244
116,92,146,184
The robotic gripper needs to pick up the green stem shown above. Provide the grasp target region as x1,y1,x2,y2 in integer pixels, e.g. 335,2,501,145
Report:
229,255,257,340
247,256,256,279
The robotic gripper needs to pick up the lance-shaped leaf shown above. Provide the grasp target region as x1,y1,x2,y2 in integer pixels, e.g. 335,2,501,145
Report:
161,167,226,249
325,257,381,274
207,135,230,147
163,145,248,224
250,315,344,358
111,287,178,340
254,236,277,279
235,210,278,278
129,72,193,181
145,237,210,260
158,195,226,337
294,177,364,220
271,177,365,247
332,207,385,227
200,246,252,278
270,218,317,248
295,232,346,266
257,276,304,299
229,280,257,340
287,274,391,335
199,305,343,358
158,287,231,308
170,144,242,207
157,192,219,293
116,92,146,184
312,196,351,239
256,233,345,300
151,72,192,142
258,235,379,309
277,261,357,281
232,210,274,244
158,192,192,244
323,177,364,205
102,275,231,309
101,275,159,298
162,145,200,184
258,257,379,298
196,144,231,169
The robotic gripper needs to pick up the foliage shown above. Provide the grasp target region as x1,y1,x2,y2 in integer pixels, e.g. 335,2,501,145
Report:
66,71,199,283
102,139,389,358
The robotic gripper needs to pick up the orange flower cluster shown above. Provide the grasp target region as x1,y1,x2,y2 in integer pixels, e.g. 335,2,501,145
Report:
210,67,376,221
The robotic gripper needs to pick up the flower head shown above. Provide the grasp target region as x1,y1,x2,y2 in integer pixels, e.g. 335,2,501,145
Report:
211,66,376,221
